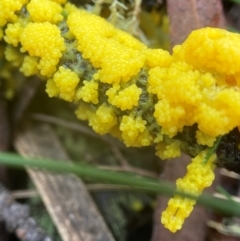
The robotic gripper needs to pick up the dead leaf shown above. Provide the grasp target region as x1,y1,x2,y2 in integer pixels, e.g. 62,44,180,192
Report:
167,0,226,47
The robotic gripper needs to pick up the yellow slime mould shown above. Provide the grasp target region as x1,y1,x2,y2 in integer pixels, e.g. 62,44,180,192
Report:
1,0,240,232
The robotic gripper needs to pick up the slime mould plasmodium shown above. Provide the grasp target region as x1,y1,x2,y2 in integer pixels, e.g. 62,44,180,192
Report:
1,0,240,232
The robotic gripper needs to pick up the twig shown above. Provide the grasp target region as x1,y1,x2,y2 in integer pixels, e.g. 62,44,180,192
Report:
11,189,39,199
31,113,124,148
0,183,53,241
109,144,130,168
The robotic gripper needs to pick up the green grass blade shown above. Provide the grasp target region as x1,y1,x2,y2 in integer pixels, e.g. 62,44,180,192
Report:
0,151,239,217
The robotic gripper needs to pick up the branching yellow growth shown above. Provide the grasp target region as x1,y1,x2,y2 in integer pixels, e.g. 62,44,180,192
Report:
1,0,240,232
161,151,216,232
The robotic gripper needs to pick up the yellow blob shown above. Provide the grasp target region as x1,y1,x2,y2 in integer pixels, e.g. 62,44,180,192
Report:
0,28,3,39
107,84,142,111
67,10,146,84
63,2,78,15
196,130,216,147
20,22,65,77
4,45,23,67
174,27,240,77
155,140,181,160
89,103,117,134
52,66,80,101
20,56,39,76
46,78,59,98
75,102,95,121
120,115,150,147
27,0,63,23
4,22,23,47
51,0,67,4
145,49,172,68
76,80,99,104
0,0,27,27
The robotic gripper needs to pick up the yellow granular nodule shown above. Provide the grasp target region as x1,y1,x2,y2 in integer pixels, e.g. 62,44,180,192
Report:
20,22,65,77
88,103,117,134
0,28,3,39
107,84,142,111
76,80,99,104
161,151,216,232
20,56,39,76
155,140,181,160
67,10,147,84
4,45,23,67
52,66,80,102
154,99,186,137
46,78,59,98
120,115,149,147
4,22,24,47
27,0,63,23
63,2,79,15
51,0,67,4
0,0,27,27
148,46,240,138
75,102,94,121
145,49,173,68
174,27,240,77
196,130,216,147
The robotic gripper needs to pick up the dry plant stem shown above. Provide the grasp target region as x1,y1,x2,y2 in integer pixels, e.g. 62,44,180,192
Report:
0,97,10,151
11,77,41,128
0,97,11,241
11,190,39,199
0,97,10,186
0,182,52,241
109,144,130,168
14,123,116,241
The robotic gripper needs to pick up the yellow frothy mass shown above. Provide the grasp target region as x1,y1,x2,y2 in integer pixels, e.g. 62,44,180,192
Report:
1,0,240,233
174,28,240,76
67,10,147,84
